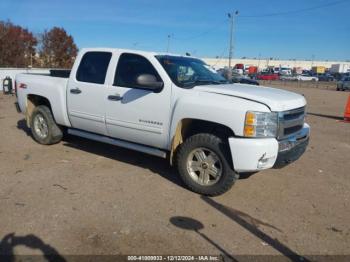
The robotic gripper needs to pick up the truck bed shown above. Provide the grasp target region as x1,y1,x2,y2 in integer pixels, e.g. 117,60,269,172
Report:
16,72,71,127
23,69,71,78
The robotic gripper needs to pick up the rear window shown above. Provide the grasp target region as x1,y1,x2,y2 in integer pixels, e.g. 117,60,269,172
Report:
76,52,112,84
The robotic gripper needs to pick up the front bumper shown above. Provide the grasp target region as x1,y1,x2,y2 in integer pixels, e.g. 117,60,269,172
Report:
228,123,310,172
273,123,310,168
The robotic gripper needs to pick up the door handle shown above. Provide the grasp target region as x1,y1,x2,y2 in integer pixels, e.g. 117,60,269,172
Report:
70,88,82,94
108,94,122,101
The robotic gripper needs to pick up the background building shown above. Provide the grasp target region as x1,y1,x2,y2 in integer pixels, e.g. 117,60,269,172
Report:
202,57,350,72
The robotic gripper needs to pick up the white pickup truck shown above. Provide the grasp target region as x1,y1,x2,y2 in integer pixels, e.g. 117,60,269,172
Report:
15,48,310,196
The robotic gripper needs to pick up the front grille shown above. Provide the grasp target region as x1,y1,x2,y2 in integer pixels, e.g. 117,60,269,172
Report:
277,107,305,139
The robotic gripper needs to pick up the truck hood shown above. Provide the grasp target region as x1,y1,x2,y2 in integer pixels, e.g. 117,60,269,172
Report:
194,83,306,111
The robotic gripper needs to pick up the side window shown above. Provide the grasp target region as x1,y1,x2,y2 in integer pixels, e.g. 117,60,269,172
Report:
178,65,195,82
76,52,112,84
114,53,162,88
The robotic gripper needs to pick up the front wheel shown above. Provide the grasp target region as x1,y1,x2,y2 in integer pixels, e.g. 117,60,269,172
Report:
30,105,63,145
175,133,239,196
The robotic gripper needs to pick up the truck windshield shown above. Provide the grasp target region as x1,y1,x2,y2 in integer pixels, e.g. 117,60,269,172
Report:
156,55,228,88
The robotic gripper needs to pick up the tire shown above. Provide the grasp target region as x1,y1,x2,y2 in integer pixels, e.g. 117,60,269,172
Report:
175,133,239,196
30,105,63,145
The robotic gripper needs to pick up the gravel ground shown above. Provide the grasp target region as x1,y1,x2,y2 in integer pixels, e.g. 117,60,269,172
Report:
0,83,349,260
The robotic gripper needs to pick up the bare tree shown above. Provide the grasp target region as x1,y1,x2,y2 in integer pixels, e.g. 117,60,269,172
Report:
0,20,37,67
39,27,78,68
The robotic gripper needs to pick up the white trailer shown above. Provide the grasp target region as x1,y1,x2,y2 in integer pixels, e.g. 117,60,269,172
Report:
330,64,350,74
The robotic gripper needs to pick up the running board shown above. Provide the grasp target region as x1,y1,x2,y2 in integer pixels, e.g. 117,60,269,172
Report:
67,128,167,158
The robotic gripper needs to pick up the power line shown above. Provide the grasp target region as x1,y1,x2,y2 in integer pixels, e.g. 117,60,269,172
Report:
172,20,226,41
168,0,348,42
240,0,349,18
212,48,228,67
164,0,348,55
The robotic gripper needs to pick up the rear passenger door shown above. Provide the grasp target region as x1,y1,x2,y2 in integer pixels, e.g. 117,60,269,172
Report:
67,51,112,135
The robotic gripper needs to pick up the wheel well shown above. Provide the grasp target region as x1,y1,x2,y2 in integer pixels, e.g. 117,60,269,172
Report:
26,95,52,127
27,94,51,108
170,119,234,165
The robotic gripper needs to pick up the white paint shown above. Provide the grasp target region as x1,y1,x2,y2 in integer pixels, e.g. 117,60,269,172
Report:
229,137,278,172
16,48,310,173
0,68,50,84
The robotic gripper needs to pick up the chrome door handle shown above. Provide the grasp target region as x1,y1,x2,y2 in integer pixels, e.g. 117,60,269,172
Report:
70,88,81,94
108,94,122,101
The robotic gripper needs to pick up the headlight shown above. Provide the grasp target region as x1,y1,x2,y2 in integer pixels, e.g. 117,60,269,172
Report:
244,111,278,137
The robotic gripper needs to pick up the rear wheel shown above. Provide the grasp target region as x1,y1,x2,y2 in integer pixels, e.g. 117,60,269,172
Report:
30,105,63,145
175,133,239,196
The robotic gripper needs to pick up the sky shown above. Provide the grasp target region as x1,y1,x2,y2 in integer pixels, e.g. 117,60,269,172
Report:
1,0,349,61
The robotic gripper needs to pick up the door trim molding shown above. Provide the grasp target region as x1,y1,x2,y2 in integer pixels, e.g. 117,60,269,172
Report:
69,110,105,123
106,117,163,134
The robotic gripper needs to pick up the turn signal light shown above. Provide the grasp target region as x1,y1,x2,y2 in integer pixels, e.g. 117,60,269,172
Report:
244,125,255,137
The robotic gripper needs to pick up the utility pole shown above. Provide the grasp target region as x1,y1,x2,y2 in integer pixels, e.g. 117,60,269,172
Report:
227,10,239,80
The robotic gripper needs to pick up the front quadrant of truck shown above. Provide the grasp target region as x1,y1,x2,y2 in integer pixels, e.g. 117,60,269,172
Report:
15,48,310,196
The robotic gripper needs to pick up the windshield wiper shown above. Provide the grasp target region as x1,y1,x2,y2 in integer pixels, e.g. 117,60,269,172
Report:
183,79,226,88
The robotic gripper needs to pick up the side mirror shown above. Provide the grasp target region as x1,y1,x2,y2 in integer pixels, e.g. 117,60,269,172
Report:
136,74,164,91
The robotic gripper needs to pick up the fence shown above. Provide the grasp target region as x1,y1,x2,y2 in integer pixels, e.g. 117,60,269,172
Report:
258,80,337,90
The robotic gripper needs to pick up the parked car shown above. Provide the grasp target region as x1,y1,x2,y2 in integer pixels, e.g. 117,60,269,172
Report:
15,48,309,196
280,67,292,76
257,72,279,81
231,73,259,86
296,74,319,81
337,77,350,91
317,74,334,82
237,78,259,86
280,75,298,81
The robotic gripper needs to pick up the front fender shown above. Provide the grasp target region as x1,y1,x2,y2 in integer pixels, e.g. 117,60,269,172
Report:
168,92,270,148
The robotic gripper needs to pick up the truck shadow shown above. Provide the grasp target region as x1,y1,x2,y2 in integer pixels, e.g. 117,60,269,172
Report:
16,118,258,186
16,119,31,136
62,134,185,189
169,216,236,261
200,196,310,262
307,112,344,120
0,233,66,262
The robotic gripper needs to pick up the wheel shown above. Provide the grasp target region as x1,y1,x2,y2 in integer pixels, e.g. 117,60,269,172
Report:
30,105,63,145
175,133,239,196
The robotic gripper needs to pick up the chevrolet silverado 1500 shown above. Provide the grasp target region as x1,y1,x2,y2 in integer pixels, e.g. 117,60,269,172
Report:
15,48,310,196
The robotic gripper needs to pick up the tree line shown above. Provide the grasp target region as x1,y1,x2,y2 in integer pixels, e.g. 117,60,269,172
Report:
0,20,78,68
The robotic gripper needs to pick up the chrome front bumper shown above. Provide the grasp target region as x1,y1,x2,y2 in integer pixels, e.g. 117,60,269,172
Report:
273,123,310,168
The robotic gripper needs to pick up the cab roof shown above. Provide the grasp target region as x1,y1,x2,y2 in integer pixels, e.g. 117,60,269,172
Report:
80,47,195,59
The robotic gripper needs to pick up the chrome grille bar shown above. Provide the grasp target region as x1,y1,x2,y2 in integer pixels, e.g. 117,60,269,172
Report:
277,107,305,140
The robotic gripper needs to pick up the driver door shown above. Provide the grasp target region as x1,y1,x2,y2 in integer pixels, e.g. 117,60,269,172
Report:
105,52,172,149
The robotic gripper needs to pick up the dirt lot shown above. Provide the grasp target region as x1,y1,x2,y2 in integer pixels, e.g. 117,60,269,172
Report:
0,83,349,260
